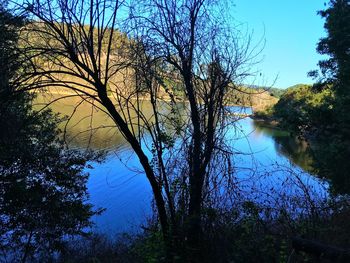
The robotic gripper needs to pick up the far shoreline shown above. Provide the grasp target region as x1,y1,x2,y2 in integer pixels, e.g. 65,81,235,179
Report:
32,90,254,108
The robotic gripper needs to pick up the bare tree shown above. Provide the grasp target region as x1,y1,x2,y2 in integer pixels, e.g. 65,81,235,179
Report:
17,0,258,261
127,0,256,259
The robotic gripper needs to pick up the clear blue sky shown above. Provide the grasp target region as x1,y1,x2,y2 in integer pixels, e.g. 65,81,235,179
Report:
230,1,327,89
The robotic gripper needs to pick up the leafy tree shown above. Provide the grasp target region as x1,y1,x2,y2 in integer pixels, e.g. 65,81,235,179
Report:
0,0,24,92
314,0,350,86
0,3,100,261
308,0,350,194
273,1,350,194
273,84,334,134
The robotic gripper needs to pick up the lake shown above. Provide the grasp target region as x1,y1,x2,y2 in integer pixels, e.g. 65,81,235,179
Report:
35,94,326,235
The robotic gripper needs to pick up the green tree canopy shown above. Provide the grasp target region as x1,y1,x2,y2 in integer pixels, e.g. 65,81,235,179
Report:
273,0,350,194
315,0,350,88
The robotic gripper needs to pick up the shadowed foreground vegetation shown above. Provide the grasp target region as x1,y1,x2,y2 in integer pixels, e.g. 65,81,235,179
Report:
58,194,350,263
1,0,350,262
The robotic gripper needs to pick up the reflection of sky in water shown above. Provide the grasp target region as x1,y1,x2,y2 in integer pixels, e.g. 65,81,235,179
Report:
35,96,326,235
87,115,327,235
87,149,153,234
228,117,326,211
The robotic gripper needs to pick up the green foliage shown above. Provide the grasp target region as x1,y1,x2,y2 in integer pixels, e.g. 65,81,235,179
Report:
0,2,24,95
59,231,166,263
271,82,350,193
271,1,350,194
273,84,334,133
0,106,100,260
131,231,166,263
56,195,350,263
314,0,350,86
253,105,276,119
311,0,350,132
0,4,101,261
163,78,185,99
268,87,286,98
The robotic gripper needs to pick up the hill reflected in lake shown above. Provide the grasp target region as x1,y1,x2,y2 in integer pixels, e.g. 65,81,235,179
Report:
34,94,324,233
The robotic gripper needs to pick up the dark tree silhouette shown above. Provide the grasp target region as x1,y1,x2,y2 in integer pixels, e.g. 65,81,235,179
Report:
274,0,350,194
317,0,350,194
17,0,258,260
315,0,350,87
0,3,100,262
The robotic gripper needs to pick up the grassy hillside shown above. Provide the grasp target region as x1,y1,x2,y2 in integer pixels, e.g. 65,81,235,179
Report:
23,22,279,110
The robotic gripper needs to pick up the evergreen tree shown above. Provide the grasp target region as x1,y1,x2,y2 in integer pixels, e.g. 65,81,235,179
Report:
0,3,101,261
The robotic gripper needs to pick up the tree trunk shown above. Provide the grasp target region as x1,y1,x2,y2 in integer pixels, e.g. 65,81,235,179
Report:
187,168,205,262
96,86,175,260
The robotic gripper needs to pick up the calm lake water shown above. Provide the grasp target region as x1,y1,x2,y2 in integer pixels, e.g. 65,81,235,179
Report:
35,94,326,235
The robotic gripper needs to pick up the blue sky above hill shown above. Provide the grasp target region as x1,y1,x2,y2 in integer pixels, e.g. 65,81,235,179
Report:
231,1,327,88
